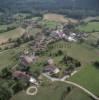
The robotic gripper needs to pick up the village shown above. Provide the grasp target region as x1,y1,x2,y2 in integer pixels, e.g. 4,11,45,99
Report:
0,14,99,100
6,19,86,96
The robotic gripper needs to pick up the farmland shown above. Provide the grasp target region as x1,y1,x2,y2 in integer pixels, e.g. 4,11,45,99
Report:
77,22,99,32
0,27,25,44
43,13,78,24
69,64,99,96
0,43,29,70
0,12,99,100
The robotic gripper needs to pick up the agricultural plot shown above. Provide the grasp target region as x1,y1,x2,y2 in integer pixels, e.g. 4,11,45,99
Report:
0,43,29,70
48,41,99,63
0,27,25,44
69,64,99,96
43,13,78,24
77,22,99,32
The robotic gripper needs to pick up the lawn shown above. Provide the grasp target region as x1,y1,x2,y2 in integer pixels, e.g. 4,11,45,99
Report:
11,82,92,100
69,64,99,96
77,22,99,32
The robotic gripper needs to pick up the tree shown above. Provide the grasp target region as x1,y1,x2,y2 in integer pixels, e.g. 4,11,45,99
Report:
0,86,12,100
57,50,63,56
16,38,22,45
67,86,72,93
93,61,99,69
0,67,12,78
96,39,99,46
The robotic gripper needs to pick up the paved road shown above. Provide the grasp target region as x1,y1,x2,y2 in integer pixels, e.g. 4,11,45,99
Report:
42,73,99,100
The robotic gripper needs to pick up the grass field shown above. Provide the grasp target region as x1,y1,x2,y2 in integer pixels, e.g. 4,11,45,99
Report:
69,64,99,96
43,13,78,24
77,22,99,32
48,41,99,63
11,82,92,100
47,40,99,96
40,20,61,29
0,27,25,44
0,43,29,70
82,16,99,22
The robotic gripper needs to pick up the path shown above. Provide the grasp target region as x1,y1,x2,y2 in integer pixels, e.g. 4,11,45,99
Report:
42,73,99,100
26,86,38,96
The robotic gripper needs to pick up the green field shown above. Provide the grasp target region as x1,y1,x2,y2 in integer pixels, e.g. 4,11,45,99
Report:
40,20,61,29
11,82,92,100
77,22,99,32
0,27,25,39
47,40,99,96
0,43,29,70
69,64,99,96
48,41,99,63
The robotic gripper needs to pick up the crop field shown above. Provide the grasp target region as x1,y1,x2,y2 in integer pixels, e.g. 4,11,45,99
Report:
0,27,25,44
43,13,78,24
77,22,99,32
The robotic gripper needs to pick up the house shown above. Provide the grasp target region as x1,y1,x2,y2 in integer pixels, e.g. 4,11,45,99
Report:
12,71,30,80
43,65,60,75
13,71,38,85
47,58,54,65
20,53,37,66
67,32,77,42
68,36,77,42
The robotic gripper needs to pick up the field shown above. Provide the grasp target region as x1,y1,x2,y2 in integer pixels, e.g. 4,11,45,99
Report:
0,43,29,70
69,64,99,96
77,22,99,32
11,82,92,100
43,13,78,24
48,41,99,63
40,20,61,29
47,40,99,96
0,27,25,44
82,16,99,22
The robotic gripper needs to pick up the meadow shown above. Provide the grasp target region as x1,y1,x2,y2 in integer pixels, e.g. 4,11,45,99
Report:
77,22,99,32
11,82,92,100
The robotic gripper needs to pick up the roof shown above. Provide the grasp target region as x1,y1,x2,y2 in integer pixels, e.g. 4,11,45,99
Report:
20,55,36,66
13,71,30,79
44,65,60,74
29,77,37,83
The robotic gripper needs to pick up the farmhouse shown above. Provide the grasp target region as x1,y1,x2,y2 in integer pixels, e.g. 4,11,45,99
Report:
43,65,60,75
67,33,77,42
12,71,30,80
13,71,38,85
47,58,54,65
20,54,37,66
51,29,66,39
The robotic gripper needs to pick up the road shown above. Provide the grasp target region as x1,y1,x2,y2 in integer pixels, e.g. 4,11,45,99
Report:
42,73,99,100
